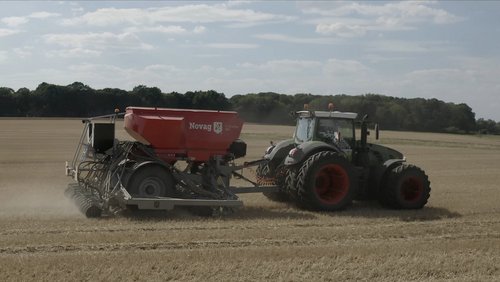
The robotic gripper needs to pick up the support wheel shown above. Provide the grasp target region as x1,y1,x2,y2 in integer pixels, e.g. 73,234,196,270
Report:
127,165,176,198
295,151,357,211
379,164,431,209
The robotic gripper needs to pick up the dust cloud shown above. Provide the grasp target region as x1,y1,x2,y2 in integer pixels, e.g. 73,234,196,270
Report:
0,184,80,218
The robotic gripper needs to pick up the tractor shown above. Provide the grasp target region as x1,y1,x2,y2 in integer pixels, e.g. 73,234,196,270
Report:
256,104,431,211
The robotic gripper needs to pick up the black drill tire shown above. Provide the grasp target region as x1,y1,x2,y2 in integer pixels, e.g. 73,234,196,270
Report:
295,151,357,211
256,163,289,203
379,164,431,209
127,165,176,198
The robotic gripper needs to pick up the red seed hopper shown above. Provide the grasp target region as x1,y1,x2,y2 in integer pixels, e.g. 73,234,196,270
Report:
124,107,245,162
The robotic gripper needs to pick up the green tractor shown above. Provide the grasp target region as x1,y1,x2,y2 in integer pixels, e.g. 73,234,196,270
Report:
256,106,431,211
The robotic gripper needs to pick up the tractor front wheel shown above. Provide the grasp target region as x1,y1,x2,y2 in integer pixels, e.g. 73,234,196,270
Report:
379,164,431,209
295,151,357,211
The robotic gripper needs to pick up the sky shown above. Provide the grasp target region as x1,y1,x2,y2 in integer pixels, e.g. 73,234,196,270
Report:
0,1,499,120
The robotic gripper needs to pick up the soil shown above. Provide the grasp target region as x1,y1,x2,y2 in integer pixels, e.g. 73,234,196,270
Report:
1,119,499,281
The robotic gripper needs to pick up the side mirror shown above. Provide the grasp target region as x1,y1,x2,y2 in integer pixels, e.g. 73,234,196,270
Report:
375,124,379,140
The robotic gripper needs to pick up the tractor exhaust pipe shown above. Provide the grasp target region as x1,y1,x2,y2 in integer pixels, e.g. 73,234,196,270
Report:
65,183,103,218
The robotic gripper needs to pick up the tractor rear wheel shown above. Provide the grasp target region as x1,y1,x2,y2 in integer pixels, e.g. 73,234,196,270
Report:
127,165,176,198
256,163,289,202
295,151,357,211
379,164,430,209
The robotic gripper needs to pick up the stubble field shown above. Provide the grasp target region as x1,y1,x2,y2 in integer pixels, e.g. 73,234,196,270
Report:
0,118,499,281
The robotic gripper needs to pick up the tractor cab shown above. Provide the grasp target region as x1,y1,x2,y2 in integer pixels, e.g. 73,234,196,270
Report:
294,110,358,151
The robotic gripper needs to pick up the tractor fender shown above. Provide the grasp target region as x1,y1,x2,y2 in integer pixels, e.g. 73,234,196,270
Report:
374,159,406,190
264,139,295,166
283,141,342,166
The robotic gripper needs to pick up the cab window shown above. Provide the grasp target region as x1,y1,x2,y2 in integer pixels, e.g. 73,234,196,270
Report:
295,117,315,143
317,118,353,148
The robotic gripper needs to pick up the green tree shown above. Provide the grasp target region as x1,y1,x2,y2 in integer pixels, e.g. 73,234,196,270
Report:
0,87,16,116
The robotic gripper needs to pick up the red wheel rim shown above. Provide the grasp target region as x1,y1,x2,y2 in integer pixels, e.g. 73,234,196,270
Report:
400,176,423,203
314,164,349,205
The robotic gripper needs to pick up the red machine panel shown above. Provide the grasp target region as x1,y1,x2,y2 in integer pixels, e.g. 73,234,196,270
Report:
124,107,244,161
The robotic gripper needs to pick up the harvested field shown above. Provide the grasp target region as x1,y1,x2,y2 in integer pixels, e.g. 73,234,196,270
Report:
0,118,499,281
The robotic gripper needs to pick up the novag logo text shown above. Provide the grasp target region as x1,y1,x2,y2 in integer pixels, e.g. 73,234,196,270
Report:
189,122,223,134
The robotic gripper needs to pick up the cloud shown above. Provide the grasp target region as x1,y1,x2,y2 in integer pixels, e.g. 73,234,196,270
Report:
206,43,259,49
143,64,182,73
231,58,373,94
125,25,187,34
405,57,500,90
123,24,207,35
21,60,322,95
42,32,153,52
1,17,29,27
13,46,33,58
62,4,294,26
255,33,338,45
368,40,430,53
40,63,233,92
193,25,206,34
195,53,226,58
68,63,125,74
368,56,500,119
406,68,464,83
224,1,253,8
5,55,498,120
28,12,60,19
304,1,461,24
62,8,145,26
29,58,370,95
316,23,366,37
303,1,461,37
323,58,370,75
362,54,411,64
241,59,322,73
0,28,21,37
367,40,452,53
46,48,102,58
1,11,60,27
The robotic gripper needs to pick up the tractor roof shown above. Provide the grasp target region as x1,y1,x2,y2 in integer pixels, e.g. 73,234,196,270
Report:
297,110,358,119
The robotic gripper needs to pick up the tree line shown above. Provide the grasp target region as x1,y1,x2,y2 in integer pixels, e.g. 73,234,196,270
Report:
0,82,498,134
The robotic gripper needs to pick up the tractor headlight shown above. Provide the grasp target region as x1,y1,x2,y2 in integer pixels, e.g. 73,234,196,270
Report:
264,141,276,155
289,147,300,157
265,145,275,155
